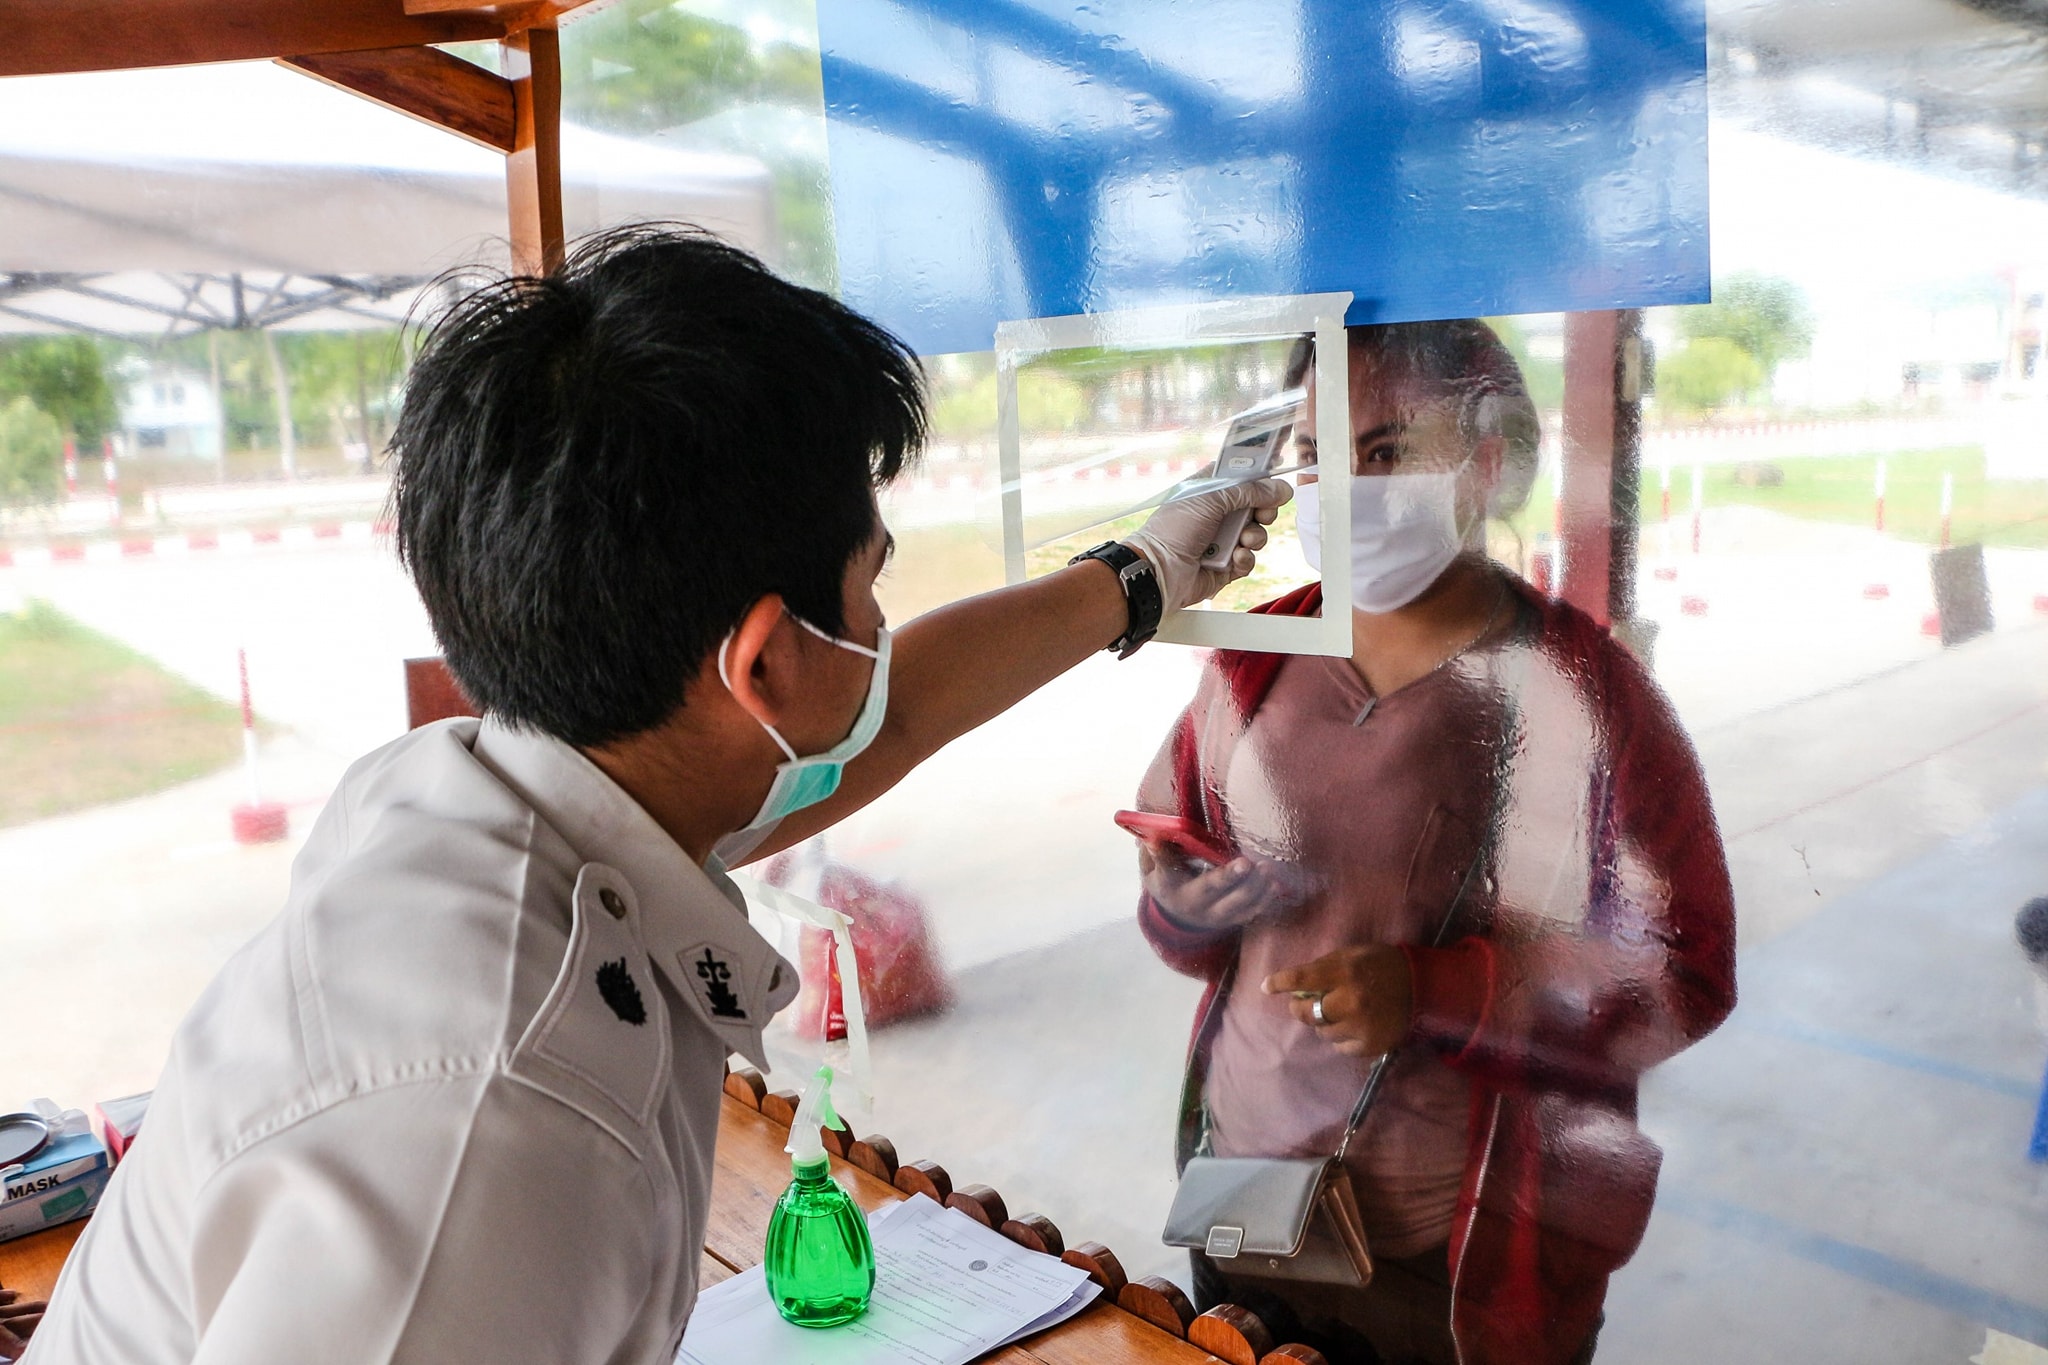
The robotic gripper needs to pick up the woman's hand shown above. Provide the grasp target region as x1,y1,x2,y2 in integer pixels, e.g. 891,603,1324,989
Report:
1139,844,1306,934
0,1287,46,1361
1264,946,1414,1057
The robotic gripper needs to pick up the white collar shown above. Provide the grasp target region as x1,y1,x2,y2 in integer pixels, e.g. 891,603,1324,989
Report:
470,716,796,1066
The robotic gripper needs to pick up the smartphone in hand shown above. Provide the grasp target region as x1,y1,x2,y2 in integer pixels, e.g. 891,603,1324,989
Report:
1113,809,1233,871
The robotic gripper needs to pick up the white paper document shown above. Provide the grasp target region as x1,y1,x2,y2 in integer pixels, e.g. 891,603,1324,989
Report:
678,1195,1100,1365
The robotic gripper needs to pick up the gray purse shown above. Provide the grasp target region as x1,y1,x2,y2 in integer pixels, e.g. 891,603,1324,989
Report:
1161,827,1490,1288
1162,1060,1387,1286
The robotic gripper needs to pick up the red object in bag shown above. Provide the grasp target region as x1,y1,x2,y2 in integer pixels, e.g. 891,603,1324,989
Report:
771,859,953,1041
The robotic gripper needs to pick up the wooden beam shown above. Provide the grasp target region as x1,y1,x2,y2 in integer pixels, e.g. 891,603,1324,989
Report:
0,0,514,79
503,25,565,277
405,0,602,17
280,46,517,153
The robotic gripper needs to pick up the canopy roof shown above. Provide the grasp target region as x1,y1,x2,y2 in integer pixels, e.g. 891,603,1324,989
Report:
0,62,774,336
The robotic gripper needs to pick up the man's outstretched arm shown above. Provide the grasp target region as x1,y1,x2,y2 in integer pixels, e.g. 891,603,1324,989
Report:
749,478,1290,858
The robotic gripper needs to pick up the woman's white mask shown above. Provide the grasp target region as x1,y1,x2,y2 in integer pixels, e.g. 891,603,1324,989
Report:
1296,472,1463,614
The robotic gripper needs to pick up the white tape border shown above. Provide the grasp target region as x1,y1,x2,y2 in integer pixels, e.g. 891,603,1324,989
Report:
994,293,1354,658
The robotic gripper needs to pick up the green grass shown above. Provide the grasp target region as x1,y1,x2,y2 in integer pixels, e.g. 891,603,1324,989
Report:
0,600,243,827
1511,446,2048,550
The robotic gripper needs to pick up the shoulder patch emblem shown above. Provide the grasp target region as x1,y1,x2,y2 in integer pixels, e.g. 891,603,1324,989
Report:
596,957,647,1025
692,947,748,1020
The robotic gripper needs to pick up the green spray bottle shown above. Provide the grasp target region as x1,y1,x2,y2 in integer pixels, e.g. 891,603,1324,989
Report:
763,1065,875,1327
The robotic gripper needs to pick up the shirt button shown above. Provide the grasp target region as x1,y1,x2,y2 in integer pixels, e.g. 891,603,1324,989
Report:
600,887,628,920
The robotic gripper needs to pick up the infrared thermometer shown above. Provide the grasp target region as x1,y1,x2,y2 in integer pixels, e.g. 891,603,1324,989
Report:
1197,387,1305,572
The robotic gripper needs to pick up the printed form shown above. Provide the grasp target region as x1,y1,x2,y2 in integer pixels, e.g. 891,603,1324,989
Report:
678,1195,1098,1365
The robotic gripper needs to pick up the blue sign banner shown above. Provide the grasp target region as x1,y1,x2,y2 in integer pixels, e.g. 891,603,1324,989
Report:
816,0,1708,355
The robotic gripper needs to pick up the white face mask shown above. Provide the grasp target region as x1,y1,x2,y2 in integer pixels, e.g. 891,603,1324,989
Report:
1296,472,1463,614
718,614,891,837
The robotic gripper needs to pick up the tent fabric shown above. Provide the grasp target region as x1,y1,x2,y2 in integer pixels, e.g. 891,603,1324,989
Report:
0,61,777,334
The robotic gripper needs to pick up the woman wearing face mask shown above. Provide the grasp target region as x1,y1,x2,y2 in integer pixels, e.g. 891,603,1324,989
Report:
1135,321,1736,1365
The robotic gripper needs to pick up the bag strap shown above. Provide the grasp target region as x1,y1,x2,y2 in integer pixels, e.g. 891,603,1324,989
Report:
1329,812,1498,1163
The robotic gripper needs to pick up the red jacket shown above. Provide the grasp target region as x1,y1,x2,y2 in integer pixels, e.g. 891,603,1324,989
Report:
1139,579,1736,1365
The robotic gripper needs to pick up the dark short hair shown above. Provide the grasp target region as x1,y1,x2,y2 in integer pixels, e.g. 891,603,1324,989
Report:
391,224,925,747
1284,320,1541,516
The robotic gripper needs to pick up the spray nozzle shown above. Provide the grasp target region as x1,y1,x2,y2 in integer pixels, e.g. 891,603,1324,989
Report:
786,1064,848,1175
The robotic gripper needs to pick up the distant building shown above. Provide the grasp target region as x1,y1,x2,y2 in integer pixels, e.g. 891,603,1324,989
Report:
120,367,222,460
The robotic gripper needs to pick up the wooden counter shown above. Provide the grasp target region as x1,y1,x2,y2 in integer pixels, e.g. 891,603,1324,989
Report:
0,1093,1320,1365
0,1216,83,1306
708,1098,1231,1365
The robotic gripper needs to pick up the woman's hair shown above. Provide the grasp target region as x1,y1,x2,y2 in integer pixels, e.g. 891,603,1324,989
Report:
1283,320,1541,517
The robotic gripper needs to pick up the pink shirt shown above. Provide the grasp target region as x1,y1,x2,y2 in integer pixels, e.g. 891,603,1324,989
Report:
1147,646,1508,1257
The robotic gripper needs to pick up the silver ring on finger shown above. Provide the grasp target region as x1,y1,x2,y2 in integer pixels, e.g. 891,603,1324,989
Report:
1310,995,1329,1026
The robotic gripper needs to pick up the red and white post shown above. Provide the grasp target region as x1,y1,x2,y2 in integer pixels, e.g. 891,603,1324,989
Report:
102,436,119,527
1653,459,1678,580
62,437,77,498
230,648,289,845
1689,463,1704,555
1863,456,1894,600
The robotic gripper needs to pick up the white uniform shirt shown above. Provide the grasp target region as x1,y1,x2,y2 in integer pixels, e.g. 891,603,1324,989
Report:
32,717,797,1365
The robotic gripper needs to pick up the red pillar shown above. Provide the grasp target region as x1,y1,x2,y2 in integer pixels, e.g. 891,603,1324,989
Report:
1560,311,1643,629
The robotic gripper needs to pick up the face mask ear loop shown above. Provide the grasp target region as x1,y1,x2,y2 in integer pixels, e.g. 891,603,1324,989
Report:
792,613,881,660
1449,449,1490,551
718,632,802,763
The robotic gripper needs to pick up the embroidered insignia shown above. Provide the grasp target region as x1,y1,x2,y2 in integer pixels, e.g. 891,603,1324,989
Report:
693,947,747,1019
596,957,647,1025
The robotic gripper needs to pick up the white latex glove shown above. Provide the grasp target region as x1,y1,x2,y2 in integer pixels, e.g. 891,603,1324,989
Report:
1122,476,1293,612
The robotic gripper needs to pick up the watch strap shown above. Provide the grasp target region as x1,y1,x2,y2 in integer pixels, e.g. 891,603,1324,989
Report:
1069,540,1163,659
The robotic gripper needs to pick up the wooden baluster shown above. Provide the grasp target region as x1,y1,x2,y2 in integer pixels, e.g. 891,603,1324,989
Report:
1189,1304,1275,1365
1060,1241,1126,1299
1260,1346,1330,1365
893,1159,952,1203
722,1066,766,1109
944,1183,1009,1228
758,1090,800,1127
1000,1213,1064,1257
846,1135,899,1184
1117,1276,1197,1338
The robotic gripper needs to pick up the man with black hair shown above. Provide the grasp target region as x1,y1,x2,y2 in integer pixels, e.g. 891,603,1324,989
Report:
32,226,1289,1365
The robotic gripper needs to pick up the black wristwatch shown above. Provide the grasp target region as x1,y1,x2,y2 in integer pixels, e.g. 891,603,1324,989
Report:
1069,540,1163,659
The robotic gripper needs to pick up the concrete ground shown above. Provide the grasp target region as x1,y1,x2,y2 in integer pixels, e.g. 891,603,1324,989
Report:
4,504,2048,1359
1609,783,2048,1363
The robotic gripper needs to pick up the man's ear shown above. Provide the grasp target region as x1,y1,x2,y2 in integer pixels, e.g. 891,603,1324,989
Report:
717,596,790,730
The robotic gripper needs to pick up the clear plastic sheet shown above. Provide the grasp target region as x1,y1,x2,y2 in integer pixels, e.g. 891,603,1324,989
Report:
6,4,2048,1364
994,292,1354,655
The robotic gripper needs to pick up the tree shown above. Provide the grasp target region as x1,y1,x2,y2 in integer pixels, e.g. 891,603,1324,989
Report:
1484,315,1565,412
0,396,64,507
1678,274,1814,378
1656,336,1763,413
0,337,118,445
556,2,836,287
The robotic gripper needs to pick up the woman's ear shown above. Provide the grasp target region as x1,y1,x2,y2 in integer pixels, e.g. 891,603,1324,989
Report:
717,595,790,730
1471,433,1506,490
